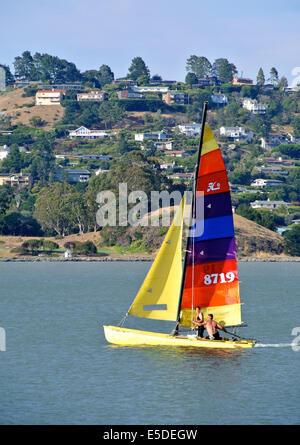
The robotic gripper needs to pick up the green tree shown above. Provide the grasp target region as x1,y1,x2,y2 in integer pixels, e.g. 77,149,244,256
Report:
256,67,265,87
13,51,37,79
186,56,212,78
98,64,114,87
99,101,125,128
268,67,279,85
283,224,300,256
127,57,150,82
212,58,237,83
0,212,42,236
0,64,14,85
185,72,198,86
34,183,74,236
2,145,24,173
292,116,300,138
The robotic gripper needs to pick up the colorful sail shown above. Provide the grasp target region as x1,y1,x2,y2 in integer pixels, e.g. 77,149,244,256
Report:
129,199,184,321
179,124,242,328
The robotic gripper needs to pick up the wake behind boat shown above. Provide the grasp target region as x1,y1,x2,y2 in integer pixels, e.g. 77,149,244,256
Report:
103,102,257,349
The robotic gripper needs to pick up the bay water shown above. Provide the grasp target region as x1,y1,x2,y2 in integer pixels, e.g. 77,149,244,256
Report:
0,261,299,425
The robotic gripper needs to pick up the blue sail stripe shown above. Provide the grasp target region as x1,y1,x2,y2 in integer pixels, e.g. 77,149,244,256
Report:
191,215,234,242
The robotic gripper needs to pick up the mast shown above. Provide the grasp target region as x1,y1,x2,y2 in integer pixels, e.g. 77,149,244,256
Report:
173,101,208,333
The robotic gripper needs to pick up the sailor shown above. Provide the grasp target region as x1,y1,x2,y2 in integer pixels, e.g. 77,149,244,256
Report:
199,314,228,340
192,306,205,338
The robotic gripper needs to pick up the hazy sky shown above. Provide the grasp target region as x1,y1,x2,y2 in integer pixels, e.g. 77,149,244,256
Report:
1,0,300,84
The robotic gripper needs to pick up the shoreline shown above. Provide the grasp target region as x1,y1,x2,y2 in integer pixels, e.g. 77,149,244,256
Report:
1,255,300,262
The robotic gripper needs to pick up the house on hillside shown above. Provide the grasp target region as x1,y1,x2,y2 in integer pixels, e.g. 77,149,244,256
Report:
155,141,174,151
163,150,190,158
177,123,201,137
35,90,64,105
243,98,267,114
55,169,91,183
259,135,288,150
250,178,283,187
77,91,108,101
0,145,10,160
69,126,109,139
0,173,31,186
219,126,253,143
162,90,188,105
211,94,228,106
232,77,253,86
132,86,169,94
251,199,290,210
135,131,169,142
117,88,144,99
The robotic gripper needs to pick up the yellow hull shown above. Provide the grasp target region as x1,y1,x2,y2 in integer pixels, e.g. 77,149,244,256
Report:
103,325,255,349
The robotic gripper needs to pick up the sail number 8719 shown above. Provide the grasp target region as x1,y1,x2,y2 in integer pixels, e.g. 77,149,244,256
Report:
204,272,235,285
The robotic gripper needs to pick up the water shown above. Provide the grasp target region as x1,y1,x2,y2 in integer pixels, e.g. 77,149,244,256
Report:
0,261,299,425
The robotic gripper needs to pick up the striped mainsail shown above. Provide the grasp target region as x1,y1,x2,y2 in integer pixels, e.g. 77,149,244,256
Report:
179,124,242,328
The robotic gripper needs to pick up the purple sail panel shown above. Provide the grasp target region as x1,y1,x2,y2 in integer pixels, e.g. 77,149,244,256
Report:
203,192,233,220
186,237,237,265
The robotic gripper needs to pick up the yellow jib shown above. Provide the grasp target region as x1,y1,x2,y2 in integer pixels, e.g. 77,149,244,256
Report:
129,199,184,321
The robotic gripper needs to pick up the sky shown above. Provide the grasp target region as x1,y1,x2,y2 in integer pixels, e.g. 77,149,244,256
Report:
1,0,300,85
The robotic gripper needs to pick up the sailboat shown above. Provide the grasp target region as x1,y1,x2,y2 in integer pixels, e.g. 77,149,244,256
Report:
103,103,256,349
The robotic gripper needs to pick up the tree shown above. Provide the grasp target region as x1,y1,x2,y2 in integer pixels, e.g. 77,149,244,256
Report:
292,116,300,139
0,212,42,236
283,224,300,256
98,64,114,87
2,145,23,172
251,115,271,137
278,76,288,90
0,64,14,85
185,72,198,86
34,183,74,236
256,68,265,87
14,50,82,82
127,57,150,82
186,56,212,78
14,51,37,79
99,101,125,128
269,67,279,85
212,58,237,83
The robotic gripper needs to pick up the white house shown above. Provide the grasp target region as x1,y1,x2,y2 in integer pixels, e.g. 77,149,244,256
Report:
134,131,169,142
177,123,201,137
69,127,109,139
242,99,267,114
0,145,10,160
250,178,283,188
260,135,288,150
160,162,175,170
132,86,169,94
77,91,107,101
219,126,253,143
251,199,290,210
35,90,64,106
155,141,174,151
211,94,228,106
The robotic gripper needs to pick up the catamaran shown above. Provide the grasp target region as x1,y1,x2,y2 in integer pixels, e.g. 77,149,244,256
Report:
103,103,257,349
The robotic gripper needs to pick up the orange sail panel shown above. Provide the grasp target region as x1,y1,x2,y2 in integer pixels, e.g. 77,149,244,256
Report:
179,124,242,328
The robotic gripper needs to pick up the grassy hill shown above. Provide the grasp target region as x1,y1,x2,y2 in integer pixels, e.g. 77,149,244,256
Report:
0,88,64,130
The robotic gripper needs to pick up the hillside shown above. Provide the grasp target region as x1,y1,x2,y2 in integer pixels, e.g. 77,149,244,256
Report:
0,88,64,130
0,208,285,260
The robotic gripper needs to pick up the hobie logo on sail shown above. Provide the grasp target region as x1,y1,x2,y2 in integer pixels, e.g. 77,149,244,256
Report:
207,182,221,192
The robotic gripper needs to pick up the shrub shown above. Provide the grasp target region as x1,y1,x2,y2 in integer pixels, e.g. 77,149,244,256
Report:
74,241,97,255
